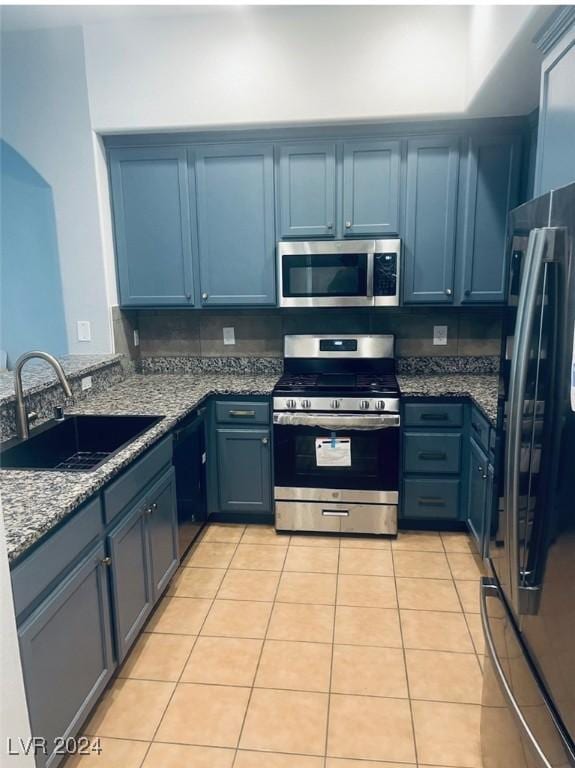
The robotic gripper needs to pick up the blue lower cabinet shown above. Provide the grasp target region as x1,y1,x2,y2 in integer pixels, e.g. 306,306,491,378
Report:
18,543,115,768
107,500,153,662
466,436,492,556
216,428,272,514
402,477,461,520
146,467,179,600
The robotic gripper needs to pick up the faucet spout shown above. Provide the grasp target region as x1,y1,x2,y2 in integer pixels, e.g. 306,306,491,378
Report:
14,351,73,439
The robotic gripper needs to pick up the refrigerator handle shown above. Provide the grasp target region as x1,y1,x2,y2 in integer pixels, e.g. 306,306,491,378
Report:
480,578,561,768
505,228,548,617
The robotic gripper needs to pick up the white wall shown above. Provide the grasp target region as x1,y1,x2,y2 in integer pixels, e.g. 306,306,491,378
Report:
83,6,469,132
1,26,112,355
0,509,34,767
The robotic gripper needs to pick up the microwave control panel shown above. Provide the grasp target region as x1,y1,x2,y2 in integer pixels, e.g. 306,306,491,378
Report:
374,253,398,297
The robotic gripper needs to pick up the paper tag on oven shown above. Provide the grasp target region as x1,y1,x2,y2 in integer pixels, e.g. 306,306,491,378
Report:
315,437,351,467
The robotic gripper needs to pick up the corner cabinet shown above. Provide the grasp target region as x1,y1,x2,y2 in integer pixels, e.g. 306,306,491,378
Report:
109,147,195,307
403,136,460,304
459,134,521,303
342,139,401,236
277,142,337,238
194,144,276,306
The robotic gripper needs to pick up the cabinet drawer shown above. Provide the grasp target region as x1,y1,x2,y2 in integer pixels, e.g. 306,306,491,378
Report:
470,408,490,451
215,400,269,425
403,403,463,428
402,478,460,520
403,432,462,474
103,436,173,525
11,496,103,620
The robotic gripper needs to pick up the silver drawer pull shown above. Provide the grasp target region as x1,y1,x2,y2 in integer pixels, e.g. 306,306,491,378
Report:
322,509,350,517
417,497,446,507
420,412,449,421
418,452,447,461
229,410,256,418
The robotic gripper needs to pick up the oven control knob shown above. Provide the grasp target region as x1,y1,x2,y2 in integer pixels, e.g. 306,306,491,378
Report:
286,399,297,409
330,399,340,410
301,399,311,409
375,400,386,411
359,400,370,410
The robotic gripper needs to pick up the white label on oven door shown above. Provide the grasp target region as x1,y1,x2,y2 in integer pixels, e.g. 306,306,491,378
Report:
315,437,351,467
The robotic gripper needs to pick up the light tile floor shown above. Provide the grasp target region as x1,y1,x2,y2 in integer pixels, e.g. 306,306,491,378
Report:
71,525,486,768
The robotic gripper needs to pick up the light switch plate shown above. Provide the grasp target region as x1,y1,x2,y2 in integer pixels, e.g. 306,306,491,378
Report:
81,376,92,391
223,327,235,346
433,325,448,346
77,320,91,342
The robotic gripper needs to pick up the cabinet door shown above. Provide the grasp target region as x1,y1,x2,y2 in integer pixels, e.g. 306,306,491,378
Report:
467,437,488,554
403,136,459,304
146,467,179,601
535,15,575,194
195,143,276,306
18,544,114,768
216,428,272,514
342,140,401,236
108,501,153,662
109,147,195,307
460,135,521,304
277,142,336,238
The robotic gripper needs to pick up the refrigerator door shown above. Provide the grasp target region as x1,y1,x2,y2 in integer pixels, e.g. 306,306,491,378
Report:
480,578,575,768
490,194,552,597
518,182,575,743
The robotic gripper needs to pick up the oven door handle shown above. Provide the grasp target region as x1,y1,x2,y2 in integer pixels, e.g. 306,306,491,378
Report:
273,413,400,429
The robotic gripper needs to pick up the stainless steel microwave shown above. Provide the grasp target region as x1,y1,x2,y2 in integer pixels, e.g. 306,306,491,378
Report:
278,239,400,308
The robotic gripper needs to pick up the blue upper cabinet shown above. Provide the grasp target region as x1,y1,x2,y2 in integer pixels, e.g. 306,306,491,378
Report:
403,136,460,304
109,147,195,307
459,134,521,304
194,143,276,306
534,8,575,194
277,142,337,238
342,140,401,236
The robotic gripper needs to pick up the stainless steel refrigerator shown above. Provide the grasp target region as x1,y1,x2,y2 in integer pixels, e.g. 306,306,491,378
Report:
481,181,575,767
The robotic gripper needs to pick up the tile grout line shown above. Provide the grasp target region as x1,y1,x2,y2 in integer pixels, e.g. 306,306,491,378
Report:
231,527,289,767
323,533,341,767
137,529,245,764
391,542,420,768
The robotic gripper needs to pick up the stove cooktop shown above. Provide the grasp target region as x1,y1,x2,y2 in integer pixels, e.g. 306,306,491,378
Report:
274,372,400,397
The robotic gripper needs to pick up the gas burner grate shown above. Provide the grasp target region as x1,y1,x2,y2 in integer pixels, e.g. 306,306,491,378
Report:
54,451,111,471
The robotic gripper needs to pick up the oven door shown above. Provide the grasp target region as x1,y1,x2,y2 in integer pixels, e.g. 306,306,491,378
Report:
278,240,373,307
273,412,399,499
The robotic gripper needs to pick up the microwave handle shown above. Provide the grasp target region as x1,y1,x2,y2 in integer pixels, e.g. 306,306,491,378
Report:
366,252,374,300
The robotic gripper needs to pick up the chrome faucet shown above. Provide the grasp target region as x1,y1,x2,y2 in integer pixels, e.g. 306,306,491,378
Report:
14,351,73,439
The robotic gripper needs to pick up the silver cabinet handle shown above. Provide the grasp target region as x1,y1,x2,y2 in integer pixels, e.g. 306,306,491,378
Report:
345,221,352,229
185,292,192,300
261,437,269,445
229,410,256,418
202,292,208,301
322,509,349,517
327,222,333,230
151,503,158,511
144,506,153,516
445,288,453,296
100,556,112,567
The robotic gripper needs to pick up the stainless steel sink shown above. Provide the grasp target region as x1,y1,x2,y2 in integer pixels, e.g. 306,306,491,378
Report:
0,414,163,471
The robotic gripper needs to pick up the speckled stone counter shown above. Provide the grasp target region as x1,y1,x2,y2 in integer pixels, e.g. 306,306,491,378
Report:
398,373,499,425
1,372,280,563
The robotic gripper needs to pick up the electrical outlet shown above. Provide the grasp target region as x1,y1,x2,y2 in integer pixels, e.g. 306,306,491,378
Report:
223,327,235,345
433,325,448,346
133,329,140,347
81,376,92,391
77,320,91,342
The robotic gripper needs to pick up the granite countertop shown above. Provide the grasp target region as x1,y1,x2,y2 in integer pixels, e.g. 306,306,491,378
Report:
398,373,499,424
0,354,123,405
1,372,280,563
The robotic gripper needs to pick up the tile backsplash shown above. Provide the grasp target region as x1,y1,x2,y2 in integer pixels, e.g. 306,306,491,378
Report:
114,307,503,363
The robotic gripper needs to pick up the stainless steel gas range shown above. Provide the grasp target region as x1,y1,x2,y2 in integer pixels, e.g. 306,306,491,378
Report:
273,334,400,535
